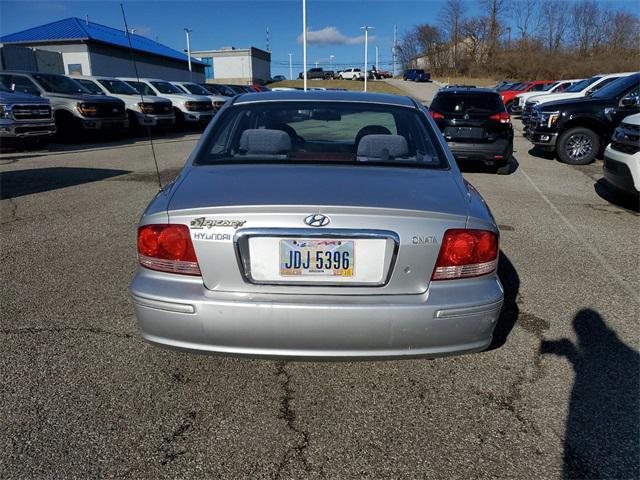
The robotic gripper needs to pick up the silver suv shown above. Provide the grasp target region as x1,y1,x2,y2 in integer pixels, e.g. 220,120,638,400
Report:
0,84,56,148
71,75,175,129
0,71,128,138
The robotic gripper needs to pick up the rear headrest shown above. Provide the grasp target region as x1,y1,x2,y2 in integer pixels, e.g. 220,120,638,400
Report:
357,134,409,160
239,129,291,154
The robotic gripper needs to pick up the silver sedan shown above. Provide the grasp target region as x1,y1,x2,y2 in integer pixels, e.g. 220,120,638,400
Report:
130,90,503,359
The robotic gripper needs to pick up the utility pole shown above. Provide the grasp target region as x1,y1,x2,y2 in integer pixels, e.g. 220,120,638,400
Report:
393,23,397,77
314,61,319,68
375,46,379,71
360,25,373,92
288,53,293,80
302,0,307,91
266,26,270,52
184,28,193,81
329,54,334,70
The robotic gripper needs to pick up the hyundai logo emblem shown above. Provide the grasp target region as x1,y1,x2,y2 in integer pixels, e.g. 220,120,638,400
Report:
304,214,330,227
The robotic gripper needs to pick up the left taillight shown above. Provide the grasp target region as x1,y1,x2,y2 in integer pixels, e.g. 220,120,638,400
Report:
431,229,499,280
137,224,201,276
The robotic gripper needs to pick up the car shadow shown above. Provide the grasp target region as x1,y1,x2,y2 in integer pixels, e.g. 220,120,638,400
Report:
486,251,520,351
594,178,640,213
0,167,130,199
528,146,556,160
458,155,520,175
540,308,639,479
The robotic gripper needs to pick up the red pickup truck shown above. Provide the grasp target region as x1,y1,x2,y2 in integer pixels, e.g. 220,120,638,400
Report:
500,80,556,112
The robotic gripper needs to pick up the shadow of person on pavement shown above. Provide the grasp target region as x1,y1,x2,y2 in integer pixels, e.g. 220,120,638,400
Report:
540,308,639,479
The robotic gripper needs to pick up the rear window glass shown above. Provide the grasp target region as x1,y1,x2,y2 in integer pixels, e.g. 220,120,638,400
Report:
430,93,504,115
195,101,446,169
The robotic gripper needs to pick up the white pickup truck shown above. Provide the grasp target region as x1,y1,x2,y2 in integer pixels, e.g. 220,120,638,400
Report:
339,68,365,81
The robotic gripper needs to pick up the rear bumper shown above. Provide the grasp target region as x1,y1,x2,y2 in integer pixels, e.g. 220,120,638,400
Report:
130,268,504,359
603,145,640,195
447,139,512,163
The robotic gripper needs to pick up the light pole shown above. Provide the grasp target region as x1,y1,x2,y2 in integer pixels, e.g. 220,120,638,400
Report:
314,61,319,68
184,28,193,81
360,25,373,92
302,0,307,91
329,54,335,70
375,46,379,72
288,53,293,80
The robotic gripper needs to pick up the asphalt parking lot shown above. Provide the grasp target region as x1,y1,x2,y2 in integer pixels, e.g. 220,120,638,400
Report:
1,82,638,479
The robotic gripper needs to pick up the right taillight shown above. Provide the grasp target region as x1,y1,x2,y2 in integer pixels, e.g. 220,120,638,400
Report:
489,112,511,123
431,229,498,280
137,224,201,276
429,110,444,120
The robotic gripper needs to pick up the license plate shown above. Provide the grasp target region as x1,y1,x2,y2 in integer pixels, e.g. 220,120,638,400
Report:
445,126,484,139
279,239,354,277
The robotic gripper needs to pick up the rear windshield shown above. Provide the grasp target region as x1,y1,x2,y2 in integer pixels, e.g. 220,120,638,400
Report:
33,74,87,94
195,101,446,169
430,93,504,115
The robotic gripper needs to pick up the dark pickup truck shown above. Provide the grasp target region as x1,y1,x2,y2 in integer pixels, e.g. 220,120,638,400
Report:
525,73,640,164
298,68,334,80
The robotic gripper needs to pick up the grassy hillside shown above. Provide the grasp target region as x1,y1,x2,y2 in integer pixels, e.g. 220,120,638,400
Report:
268,79,405,95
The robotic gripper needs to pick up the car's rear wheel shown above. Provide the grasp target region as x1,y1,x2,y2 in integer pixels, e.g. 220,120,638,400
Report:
505,101,515,113
557,127,599,165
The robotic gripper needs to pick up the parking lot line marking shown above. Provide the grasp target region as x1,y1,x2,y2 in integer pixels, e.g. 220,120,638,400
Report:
521,168,640,305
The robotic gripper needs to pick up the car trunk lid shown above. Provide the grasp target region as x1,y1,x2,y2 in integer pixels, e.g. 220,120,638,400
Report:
167,164,469,295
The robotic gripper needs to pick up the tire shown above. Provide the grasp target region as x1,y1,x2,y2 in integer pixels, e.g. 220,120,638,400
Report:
173,108,185,129
505,101,515,114
556,127,600,165
496,159,512,175
339,75,344,80
54,110,79,142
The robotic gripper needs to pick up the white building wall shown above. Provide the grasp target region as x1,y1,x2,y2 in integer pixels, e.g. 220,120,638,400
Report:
213,55,251,80
34,43,91,75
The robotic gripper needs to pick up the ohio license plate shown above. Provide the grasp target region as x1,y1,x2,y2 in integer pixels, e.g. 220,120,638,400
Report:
279,239,354,277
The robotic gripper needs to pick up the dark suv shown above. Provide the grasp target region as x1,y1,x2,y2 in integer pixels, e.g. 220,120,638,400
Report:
526,73,640,164
429,87,514,174
403,69,431,82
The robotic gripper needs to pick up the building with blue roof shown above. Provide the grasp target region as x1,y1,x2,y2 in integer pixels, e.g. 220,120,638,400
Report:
0,17,205,82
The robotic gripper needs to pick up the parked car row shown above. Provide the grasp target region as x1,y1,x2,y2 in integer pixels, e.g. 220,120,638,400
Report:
502,71,640,197
0,70,268,149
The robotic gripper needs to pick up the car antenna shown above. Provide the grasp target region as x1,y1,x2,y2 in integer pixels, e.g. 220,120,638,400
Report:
120,2,163,191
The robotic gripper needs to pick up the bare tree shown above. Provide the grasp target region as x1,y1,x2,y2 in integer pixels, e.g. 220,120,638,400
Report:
460,16,489,66
511,0,540,40
481,0,506,61
440,0,465,70
416,24,445,70
539,0,569,50
570,0,600,54
607,11,640,50
398,28,420,69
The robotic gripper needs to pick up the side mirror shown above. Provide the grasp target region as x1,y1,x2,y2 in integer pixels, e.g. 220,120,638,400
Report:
619,95,639,108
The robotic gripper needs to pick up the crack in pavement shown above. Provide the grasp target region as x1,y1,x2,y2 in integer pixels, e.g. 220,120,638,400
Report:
273,361,313,479
0,325,135,339
159,411,197,466
0,198,20,226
